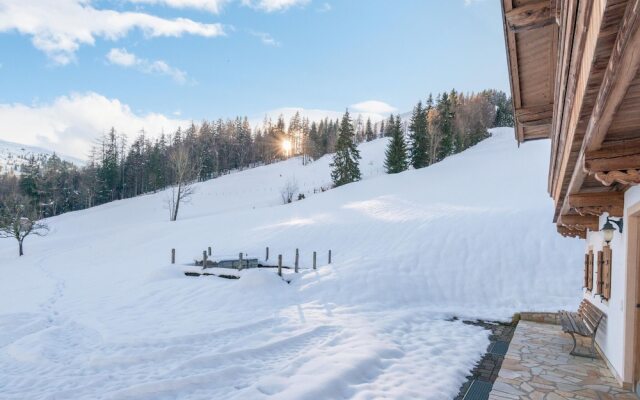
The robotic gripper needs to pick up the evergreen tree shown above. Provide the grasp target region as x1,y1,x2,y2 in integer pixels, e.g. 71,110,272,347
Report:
436,92,454,162
408,101,430,169
365,118,375,141
384,115,408,174
384,115,395,137
330,110,361,187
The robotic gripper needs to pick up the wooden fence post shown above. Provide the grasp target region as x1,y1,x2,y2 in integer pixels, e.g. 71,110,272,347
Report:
313,251,317,270
171,248,175,264
202,251,208,268
328,250,332,264
278,255,283,277
239,252,244,271
266,246,269,261
295,248,299,273
208,246,212,256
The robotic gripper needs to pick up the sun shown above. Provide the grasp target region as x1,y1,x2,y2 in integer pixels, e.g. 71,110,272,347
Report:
281,139,292,156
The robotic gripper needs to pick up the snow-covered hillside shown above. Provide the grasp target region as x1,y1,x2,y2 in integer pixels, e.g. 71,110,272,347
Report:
0,128,584,399
0,139,83,174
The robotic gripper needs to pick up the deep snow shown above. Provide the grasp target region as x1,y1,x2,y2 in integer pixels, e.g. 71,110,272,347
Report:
0,128,584,399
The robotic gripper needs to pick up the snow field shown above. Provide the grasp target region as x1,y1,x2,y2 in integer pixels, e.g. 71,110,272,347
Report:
0,128,585,399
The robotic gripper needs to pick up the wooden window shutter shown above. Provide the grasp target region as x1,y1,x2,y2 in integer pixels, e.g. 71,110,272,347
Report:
583,253,589,288
596,250,604,295
602,246,612,300
587,250,594,291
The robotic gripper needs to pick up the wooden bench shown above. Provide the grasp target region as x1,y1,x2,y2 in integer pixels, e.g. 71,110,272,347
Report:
559,299,605,358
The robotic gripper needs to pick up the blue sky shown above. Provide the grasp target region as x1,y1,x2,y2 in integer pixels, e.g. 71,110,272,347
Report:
0,0,509,158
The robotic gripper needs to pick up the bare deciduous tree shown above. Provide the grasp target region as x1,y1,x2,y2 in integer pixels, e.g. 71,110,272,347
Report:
167,145,197,221
0,194,49,256
280,177,299,204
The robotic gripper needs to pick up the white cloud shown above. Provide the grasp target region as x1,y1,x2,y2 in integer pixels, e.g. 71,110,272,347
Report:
242,0,310,12
106,48,188,84
127,0,229,14
350,100,397,115
0,92,189,159
0,0,225,64
250,31,281,47
106,48,137,67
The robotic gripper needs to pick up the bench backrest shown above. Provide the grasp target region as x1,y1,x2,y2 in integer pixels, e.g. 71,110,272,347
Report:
578,299,605,334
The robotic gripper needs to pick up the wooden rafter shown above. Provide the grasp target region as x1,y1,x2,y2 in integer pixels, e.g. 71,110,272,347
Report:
582,0,640,153
558,214,600,231
515,104,554,128
594,170,640,186
556,0,640,219
572,0,640,189
549,0,592,202
505,0,557,33
585,137,640,172
568,191,624,217
558,225,587,239
502,0,523,142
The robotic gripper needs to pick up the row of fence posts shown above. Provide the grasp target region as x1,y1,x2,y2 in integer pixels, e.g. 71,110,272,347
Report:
265,247,331,276
171,247,332,277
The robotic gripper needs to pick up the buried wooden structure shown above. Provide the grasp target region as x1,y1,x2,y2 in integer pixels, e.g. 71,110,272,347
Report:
175,246,333,279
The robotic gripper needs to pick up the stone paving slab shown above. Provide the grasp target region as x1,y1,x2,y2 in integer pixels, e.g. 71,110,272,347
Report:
489,320,637,399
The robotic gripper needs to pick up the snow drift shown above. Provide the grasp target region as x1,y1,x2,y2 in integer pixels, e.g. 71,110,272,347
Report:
0,128,584,399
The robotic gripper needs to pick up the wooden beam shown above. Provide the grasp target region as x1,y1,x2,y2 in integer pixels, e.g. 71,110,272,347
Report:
594,169,640,186
550,0,561,25
549,0,593,205
568,191,624,217
558,214,600,231
502,0,523,142
515,104,554,128
548,0,579,196
583,0,640,153
557,225,587,239
553,0,624,221
585,138,640,173
505,1,557,33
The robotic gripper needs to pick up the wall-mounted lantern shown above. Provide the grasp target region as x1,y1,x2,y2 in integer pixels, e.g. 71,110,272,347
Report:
601,217,623,245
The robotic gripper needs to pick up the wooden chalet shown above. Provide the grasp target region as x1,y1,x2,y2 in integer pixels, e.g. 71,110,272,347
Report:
502,0,640,392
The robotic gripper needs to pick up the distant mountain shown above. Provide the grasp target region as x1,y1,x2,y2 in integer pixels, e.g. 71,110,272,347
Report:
0,139,84,175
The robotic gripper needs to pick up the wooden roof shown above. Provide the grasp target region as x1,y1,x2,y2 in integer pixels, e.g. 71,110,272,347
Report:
502,0,640,235
502,0,559,143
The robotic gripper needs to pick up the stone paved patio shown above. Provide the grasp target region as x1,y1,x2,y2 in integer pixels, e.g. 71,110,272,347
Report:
489,320,637,399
